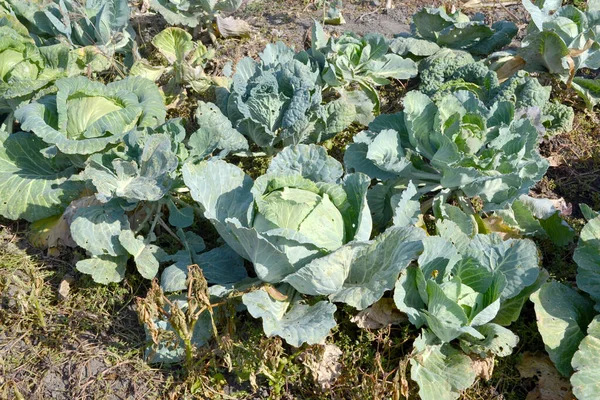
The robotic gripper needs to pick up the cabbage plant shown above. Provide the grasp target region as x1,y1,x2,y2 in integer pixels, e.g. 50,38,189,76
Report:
344,90,549,231
131,27,217,99
416,49,574,136
411,6,517,56
395,233,543,400
518,0,600,108
15,76,166,155
531,209,600,400
2,0,136,68
214,42,360,152
0,14,70,127
307,21,417,114
3,78,251,284
182,144,426,346
149,0,242,29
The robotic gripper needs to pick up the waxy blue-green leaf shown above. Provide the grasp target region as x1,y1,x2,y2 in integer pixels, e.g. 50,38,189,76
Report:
492,269,548,326
391,181,421,228
15,76,165,155
76,254,128,284
85,134,178,203
267,144,343,184
422,280,472,343
242,285,337,347
225,219,296,283
119,230,162,280
531,281,596,376
0,131,82,222
329,225,426,310
571,315,600,399
460,235,540,300
410,333,477,400
283,245,356,295
411,7,517,56
166,199,194,228
70,203,129,257
182,160,253,225
574,215,600,308
580,204,600,222
188,101,248,158
571,77,600,110
459,323,519,358
194,244,247,285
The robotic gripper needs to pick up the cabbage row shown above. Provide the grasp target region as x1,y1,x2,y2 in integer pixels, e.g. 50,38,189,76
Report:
0,1,598,399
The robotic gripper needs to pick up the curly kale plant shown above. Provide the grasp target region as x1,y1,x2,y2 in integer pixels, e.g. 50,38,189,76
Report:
182,144,426,346
411,6,517,56
418,49,574,136
213,42,360,151
345,90,549,231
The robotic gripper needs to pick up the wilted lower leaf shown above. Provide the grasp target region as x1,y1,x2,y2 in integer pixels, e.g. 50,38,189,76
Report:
351,298,407,329
470,355,494,381
304,344,343,390
517,352,573,400
215,16,252,38
58,275,74,300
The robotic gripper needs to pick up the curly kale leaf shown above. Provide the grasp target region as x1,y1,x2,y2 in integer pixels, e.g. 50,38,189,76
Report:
542,101,574,136
418,49,475,95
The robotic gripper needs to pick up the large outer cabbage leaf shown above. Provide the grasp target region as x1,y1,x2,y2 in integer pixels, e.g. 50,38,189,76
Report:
531,281,596,376
410,332,477,400
149,0,243,28
242,285,337,347
328,225,425,310
0,130,82,222
571,315,600,399
574,215,600,308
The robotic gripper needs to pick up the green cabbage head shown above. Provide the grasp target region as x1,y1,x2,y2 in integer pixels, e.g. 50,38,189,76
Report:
15,75,166,155
183,144,372,283
253,186,345,252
